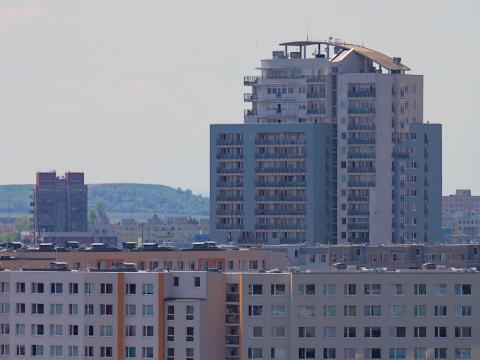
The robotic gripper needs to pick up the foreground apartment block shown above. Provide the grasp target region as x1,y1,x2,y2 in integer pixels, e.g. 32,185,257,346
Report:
211,40,442,245
0,265,477,359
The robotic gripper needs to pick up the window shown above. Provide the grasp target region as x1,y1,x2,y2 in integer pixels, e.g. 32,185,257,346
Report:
186,348,194,360
390,326,406,338
16,303,25,314
454,348,471,360
84,325,94,337
414,283,427,295
16,345,25,356
454,284,471,295
389,348,406,359
173,277,179,287
414,326,427,338
15,323,25,336
323,348,336,359
414,305,427,317
271,304,286,317
100,325,113,337
299,305,315,317
142,347,154,359
323,326,336,338
126,304,136,316
455,326,472,338
344,305,356,316
100,304,113,316
323,305,336,317
100,346,113,358
125,325,136,337
323,284,335,296
364,284,381,295
344,284,356,295
298,348,315,359
194,277,201,287
125,283,136,294
50,324,62,336
299,284,315,295
142,283,154,295
143,325,154,337
298,326,315,338
31,303,44,314
50,303,63,315
68,282,78,294
84,346,94,358
0,282,9,293
434,305,447,317
15,282,25,293
50,345,62,357
389,305,405,317
31,282,44,294
434,326,447,338
68,303,78,315
31,324,44,336
248,284,263,295
248,347,263,359
249,326,263,338
167,326,174,341
271,284,286,295
434,284,447,296
434,348,447,360
272,326,286,338
0,303,9,315
50,283,63,294
185,305,195,320
84,283,93,294
142,304,154,316
344,327,356,338
84,304,94,315
68,324,78,336
31,345,44,357
68,345,79,357
364,305,381,316
391,284,407,296
248,305,263,317
100,283,113,294
167,305,175,320
125,347,136,358
455,305,472,317
186,327,194,341
364,327,381,338
344,348,357,360
0,324,9,335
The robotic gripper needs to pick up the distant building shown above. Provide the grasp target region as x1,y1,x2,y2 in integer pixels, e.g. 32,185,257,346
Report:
31,171,88,238
443,190,480,215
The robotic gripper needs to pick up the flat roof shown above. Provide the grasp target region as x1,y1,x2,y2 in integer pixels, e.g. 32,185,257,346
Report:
279,40,410,71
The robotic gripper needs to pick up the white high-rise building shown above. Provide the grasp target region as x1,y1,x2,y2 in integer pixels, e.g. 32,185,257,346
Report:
216,39,442,245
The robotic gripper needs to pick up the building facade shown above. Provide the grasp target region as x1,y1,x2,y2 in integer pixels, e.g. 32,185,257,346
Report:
0,266,477,359
211,40,442,245
32,172,88,237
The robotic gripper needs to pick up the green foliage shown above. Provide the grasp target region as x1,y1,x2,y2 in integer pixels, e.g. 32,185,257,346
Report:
88,210,98,224
14,216,30,232
95,201,109,223
0,183,209,217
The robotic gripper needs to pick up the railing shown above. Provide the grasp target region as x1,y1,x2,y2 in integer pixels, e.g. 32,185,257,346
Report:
217,210,244,216
255,152,305,159
255,138,305,145
307,108,327,115
225,356,240,360
217,224,243,230
347,138,376,145
347,152,376,159
348,107,376,114
225,315,240,324
244,93,258,102
347,209,369,216
255,181,306,188
348,180,376,187
306,92,326,98
348,89,376,98
216,139,243,146
225,335,240,345
216,196,243,202
347,195,369,202
347,167,376,173
255,195,306,202
348,223,369,230
347,124,375,131
255,209,306,216
217,168,244,174
216,153,243,160
306,75,327,83
255,167,306,174
244,76,260,85
255,223,305,230
217,182,243,188
225,292,239,302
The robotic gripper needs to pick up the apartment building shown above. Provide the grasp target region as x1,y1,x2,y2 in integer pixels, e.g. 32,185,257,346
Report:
443,190,480,215
211,40,442,245
0,266,477,359
32,172,88,237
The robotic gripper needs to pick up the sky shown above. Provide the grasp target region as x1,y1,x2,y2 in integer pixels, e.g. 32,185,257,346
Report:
0,0,478,196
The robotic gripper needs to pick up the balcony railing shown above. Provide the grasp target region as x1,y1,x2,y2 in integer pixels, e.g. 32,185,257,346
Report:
216,196,243,202
348,89,376,98
217,168,244,174
347,223,369,230
216,139,243,146
306,92,326,99
307,108,326,115
347,124,375,131
347,138,376,145
225,335,240,345
255,167,306,174
217,210,244,216
225,292,239,302
225,315,240,324
305,75,327,83
255,138,305,145
255,181,306,188
244,93,258,102
217,153,243,160
348,107,376,114
217,224,243,230
217,181,243,188
255,152,305,160
347,167,376,173
347,152,376,159
347,209,369,216
255,223,305,230
347,195,370,202
255,209,306,216
244,76,260,85
255,195,306,202
348,180,376,187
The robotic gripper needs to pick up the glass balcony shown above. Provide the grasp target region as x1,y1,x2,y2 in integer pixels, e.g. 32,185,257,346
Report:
217,181,243,188
216,153,243,160
348,223,369,230
255,152,305,160
217,168,244,174
216,195,243,202
348,89,376,98
347,124,375,131
225,292,239,303
347,152,376,159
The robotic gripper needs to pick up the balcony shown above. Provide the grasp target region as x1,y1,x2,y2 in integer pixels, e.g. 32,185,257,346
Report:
217,224,243,230
217,153,243,160
217,210,244,216
347,209,369,216
348,107,375,114
348,89,376,98
225,292,239,303
255,152,305,160
255,181,306,188
347,138,376,145
306,92,326,99
307,108,326,115
225,315,240,324
217,168,243,174
216,139,243,146
255,138,305,146
217,181,243,188
305,75,326,83
255,209,306,216
348,223,369,230
216,196,243,202
347,124,375,131
256,109,301,117
225,335,240,345
347,195,369,202
255,223,305,230
255,167,306,174
348,180,376,188
255,195,306,202
244,93,258,102
347,167,376,174
347,152,375,159
244,76,259,85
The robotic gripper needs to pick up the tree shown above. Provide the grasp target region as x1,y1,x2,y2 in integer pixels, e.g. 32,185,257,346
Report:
88,210,98,224
96,201,109,224
14,216,30,232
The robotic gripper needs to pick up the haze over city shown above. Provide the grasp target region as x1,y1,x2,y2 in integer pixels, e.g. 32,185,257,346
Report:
0,0,478,196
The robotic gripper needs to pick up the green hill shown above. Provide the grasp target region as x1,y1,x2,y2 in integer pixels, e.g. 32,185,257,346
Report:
0,183,209,217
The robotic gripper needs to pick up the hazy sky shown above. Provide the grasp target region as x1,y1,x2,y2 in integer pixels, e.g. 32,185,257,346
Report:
0,0,478,196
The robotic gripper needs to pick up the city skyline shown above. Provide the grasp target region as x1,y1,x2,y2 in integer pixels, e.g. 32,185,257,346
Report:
0,0,478,196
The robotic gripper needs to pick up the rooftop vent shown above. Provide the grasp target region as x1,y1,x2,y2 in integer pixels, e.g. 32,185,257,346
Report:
422,263,437,270
332,262,347,270
50,262,69,271
393,57,402,64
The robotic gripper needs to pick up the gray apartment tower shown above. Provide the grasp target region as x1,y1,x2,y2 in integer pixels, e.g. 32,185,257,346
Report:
32,171,88,237
210,40,442,245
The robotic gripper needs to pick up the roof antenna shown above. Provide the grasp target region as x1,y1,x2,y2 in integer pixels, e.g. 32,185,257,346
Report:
306,22,309,42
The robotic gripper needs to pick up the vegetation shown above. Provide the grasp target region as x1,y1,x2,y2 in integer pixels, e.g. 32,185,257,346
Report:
0,216,30,242
0,183,209,217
